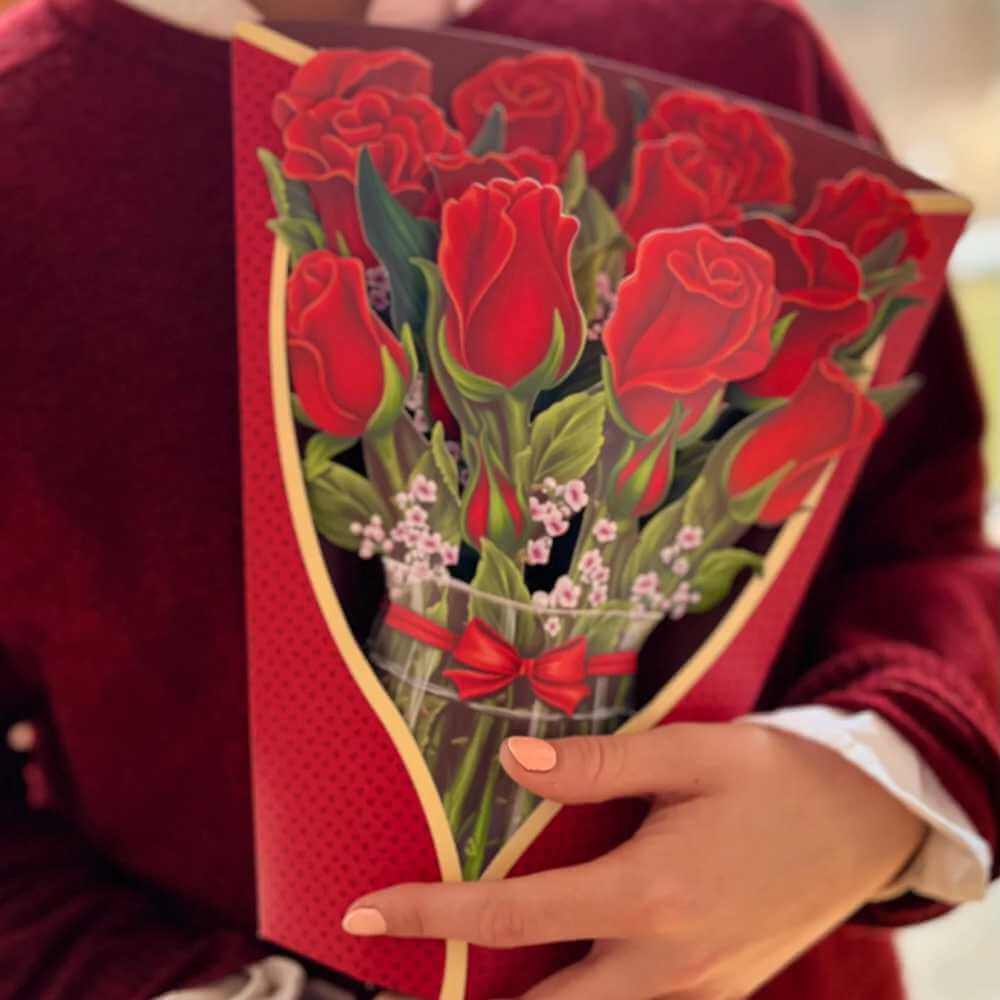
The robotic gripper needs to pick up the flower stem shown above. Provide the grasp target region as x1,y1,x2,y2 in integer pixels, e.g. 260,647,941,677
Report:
442,709,494,835
462,712,511,880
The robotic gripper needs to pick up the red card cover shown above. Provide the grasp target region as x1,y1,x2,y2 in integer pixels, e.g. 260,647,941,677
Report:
231,21,968,999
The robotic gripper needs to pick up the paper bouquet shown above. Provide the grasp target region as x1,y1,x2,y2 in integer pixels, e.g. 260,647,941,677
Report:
231,20,969,1000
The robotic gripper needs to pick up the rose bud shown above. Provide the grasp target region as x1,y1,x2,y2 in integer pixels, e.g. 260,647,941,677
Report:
462,437,527,553
727,358,884,525
451,51,616,171
272,47,433,129
280,87,463,264
797,169,929,265
287,250,412,440
733,215,873,400
438,178,584,400
607,424,678,519
602,225,778,440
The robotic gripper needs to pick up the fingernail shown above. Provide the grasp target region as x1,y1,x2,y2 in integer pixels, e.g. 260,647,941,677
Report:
505,736,557,772
342,906,387,936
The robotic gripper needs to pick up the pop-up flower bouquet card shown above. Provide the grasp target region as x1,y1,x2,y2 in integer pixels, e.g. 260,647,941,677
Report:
230,19,970,1000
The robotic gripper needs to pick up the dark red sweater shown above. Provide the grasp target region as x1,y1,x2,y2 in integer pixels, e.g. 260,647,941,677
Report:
0,1,997,998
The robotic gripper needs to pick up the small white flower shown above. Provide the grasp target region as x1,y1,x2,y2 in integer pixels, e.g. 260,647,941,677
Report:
671,557,690,577
562,479,588,512
349,522,363,536
382,540,394,554
659,544,678,565
393,492,411,509
689,590,702,605
526,536,553,566
542,476,558,493
579,549,604,579
588,583,608,607
544,616,563,637
591,564,610,584
405,506,428,526
592,518,618,544
358,539,376,559
669,604,686,621
409,560,432,582
441,542,460,566
531,590,551,611
411,474,438,505
676,525,704,551
417,531,442,556
631,571,659,597
544,514,570,538
552,575,582,609
530,497,559,523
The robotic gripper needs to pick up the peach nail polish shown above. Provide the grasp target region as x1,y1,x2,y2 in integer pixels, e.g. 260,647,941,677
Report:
342,906,387,936
505,736,557,772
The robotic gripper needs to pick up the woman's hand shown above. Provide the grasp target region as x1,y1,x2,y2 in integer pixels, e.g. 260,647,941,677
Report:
343,723,926,999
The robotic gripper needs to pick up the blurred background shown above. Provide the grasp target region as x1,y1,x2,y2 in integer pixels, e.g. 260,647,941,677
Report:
0,0,996,996
801,2,999,994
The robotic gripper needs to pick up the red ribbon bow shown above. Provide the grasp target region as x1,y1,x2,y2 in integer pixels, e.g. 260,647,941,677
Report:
384,603,637,716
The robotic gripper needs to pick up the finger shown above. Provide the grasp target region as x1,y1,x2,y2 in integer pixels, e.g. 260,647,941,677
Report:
342,850,647,947
499,724,721,805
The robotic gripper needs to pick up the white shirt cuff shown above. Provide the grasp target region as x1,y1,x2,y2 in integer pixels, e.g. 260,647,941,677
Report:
740,705,992,904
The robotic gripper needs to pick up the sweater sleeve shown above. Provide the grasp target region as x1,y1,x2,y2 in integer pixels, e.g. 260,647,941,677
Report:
0,672,265,999
762,288,1000,926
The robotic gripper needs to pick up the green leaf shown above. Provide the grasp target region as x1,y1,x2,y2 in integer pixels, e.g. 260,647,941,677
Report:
469,539,539,651
841,294,922,361
571,187,630,318
258,148,325,263
860,229,906,275
467,102,507,156
868,374,924,419
266,218,324,265
409,448,460,545
689,548,765,613
623,496,684,583
303,431,356,482
307,462,387,551
576,599,638,654
527,391,605,486
560,151,587,213
356,146,439,333
292,393,319,430
623,78,650,128
729,460,796,524
430,421,460,500
536,340,605,409
436,314,506,403
365,344,410,436
770,311,797,352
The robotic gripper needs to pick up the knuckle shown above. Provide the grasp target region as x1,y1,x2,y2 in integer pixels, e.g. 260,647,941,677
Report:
477,897,528,949
577,735,626,789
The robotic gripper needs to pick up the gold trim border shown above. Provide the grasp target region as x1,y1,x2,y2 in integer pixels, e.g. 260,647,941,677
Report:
268,241,467,1000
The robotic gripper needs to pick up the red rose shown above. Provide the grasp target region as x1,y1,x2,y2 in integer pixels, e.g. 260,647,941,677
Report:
639,90,794,205
797,169,929,263
734,215,873,399
617,135,744,254
287,250,411,439
439,179,583,394
281,87,463,265
728,359,883,524
602,225,778,437
427,148,559,206
462,438,526,552
451,52,616,171
272,48,432,129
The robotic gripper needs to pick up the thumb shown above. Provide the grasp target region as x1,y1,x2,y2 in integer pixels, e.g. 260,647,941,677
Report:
499,723,719,805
